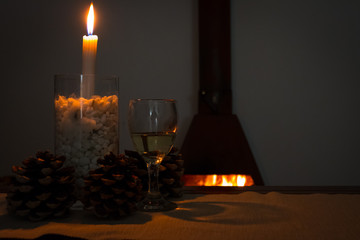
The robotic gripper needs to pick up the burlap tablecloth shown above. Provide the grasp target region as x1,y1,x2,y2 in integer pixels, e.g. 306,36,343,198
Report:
1,192,360,239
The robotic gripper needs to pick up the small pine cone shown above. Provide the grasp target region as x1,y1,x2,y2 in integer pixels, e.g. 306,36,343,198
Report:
125,147,184,198
6,151,76,221
82,153,143,218
159,148,184,198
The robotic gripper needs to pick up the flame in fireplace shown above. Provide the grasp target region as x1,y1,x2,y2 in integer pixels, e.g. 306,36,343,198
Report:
182,174,254,187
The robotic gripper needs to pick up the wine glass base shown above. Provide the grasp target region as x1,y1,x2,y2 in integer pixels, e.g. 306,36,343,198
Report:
137,196,177,212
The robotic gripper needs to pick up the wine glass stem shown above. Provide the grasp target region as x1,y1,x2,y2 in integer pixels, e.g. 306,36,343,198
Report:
147,162,161,198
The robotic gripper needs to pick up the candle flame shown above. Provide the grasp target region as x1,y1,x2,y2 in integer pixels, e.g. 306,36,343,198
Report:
87,3,95,35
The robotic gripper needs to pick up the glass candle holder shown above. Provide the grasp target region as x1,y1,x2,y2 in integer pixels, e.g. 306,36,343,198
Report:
54,74,119,185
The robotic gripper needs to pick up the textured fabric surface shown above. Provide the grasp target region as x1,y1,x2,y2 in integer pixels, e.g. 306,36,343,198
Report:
1,192,360,240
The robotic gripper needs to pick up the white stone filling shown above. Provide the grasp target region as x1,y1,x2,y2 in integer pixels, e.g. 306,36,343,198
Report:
55,95,118,184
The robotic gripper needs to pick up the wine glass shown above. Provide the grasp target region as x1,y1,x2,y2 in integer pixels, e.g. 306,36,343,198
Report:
128,99,177,211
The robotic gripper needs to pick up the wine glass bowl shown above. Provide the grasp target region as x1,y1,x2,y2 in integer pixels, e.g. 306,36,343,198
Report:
128,99,177,211
131,132,176,165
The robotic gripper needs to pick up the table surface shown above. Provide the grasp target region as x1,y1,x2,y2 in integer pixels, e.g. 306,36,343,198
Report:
1,190,360,240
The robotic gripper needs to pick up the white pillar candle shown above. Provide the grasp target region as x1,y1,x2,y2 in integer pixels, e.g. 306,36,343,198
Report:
82,3,97,98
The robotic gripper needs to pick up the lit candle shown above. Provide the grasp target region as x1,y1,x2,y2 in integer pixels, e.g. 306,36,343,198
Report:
82,3,97,75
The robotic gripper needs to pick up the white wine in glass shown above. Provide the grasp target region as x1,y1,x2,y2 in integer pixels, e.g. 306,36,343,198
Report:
128,99,177,211
131,132,176,165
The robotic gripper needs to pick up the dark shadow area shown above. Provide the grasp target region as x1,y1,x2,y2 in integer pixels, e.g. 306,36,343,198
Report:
165,201,290,225
0,208,152,230
170,193,204,201
0,233,86,240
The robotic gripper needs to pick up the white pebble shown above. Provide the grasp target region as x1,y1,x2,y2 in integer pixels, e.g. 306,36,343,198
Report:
55,95,118,184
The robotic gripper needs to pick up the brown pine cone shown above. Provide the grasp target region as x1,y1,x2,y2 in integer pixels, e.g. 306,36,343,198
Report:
6,151,76,221
82,153,143,218
125,147,184,198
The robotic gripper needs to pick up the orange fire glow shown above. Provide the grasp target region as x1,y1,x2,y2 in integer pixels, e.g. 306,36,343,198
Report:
182,174,254,187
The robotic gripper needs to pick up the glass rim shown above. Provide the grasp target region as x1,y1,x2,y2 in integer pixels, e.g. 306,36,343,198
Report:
54,73,118,79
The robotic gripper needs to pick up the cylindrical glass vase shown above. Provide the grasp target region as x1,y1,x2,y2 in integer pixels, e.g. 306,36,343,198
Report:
54,74,119,185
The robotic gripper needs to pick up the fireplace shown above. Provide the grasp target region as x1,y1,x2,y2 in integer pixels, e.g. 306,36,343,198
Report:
180,0,263,186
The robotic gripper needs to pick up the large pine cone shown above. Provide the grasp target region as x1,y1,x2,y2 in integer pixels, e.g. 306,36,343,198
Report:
125,147,184,198
6,151,76,221
82,153,143,218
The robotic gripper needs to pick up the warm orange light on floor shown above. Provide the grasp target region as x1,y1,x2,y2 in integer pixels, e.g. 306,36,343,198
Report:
182,174,254,187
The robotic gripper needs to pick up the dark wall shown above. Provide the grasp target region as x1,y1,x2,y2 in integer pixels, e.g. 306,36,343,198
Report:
232,0,360,185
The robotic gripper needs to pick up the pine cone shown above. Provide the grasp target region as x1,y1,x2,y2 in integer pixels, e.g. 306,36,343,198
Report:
6,151,76,221
82,153,143,218
125,147,184,198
